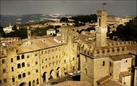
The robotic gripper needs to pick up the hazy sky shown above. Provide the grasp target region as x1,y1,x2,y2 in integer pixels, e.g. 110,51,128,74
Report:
0,0,136,16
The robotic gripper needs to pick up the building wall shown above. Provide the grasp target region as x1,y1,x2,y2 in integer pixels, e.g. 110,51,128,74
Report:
93,57,110,86
80,54,94,85
6,48,40,86
0,57,8,86
122,76,131,86
120,58,132,72
112,61,121,81
0,38,78,86
134,69,137,86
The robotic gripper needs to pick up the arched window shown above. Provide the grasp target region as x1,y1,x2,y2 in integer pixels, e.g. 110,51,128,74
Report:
17,64,21,68
21,55,25,59
22,62,25,67
18,74,21,79
22,73,26,78
12,77,15,82
17,56,20,60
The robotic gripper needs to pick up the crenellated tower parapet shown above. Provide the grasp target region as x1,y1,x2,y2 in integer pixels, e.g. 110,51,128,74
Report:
79,41,137,58
108,41,136,47
92,46,128,57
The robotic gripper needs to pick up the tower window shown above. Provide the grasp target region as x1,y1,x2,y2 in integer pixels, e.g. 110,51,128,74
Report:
2,59,5,64
109,62,112,66
0,80,1,84
4,78,7,83
11,58,13,62
102,61,105,66
3,69,6,73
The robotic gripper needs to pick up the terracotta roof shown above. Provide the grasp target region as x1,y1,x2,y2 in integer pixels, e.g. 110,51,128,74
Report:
53,81,91,86
100,79,125,86
120,71,131,77
109,54,132,61
13,37,66,54
97,75,112,84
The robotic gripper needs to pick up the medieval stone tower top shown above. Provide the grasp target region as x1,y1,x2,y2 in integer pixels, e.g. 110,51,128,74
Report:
27,26,31,39
96,10,108,47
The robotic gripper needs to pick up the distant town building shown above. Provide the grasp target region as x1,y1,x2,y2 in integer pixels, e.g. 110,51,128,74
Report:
107,16,135,33
47,29,56,36
3,23,13,33
0,37,20,46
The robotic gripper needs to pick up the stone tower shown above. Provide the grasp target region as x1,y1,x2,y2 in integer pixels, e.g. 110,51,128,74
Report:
96,10,107,47
27,26,31,39
61,27,68,42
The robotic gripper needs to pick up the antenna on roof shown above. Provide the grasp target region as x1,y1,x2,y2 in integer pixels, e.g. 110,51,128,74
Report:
102,3,106,10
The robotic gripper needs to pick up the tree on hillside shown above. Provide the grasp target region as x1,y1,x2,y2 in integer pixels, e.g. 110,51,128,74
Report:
109,17,137,41
60,17,68,22
0,26,5,37
72,14,97,23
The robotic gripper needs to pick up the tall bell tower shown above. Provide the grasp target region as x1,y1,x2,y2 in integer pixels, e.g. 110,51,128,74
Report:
96,10,107,47
27,26,31,39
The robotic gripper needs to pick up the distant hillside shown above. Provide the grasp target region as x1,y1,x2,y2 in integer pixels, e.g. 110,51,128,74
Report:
0,14,64,27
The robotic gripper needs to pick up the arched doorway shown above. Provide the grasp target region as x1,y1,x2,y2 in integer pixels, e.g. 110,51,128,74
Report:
49,69,54,80
32,80,35,86
19,82,26,86
56,67,61,77
42,72,47,82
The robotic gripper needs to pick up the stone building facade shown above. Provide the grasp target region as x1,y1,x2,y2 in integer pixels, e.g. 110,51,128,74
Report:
0,27,78,86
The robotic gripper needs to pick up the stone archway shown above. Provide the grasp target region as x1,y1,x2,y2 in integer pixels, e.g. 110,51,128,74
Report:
56,67,61,77
19,82,26,86
42,72,47,82
49,69,54,80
